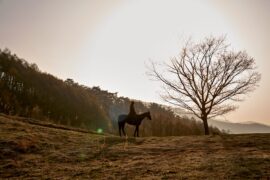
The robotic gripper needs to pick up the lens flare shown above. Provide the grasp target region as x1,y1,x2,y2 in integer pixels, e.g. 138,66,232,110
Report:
97,128,103,134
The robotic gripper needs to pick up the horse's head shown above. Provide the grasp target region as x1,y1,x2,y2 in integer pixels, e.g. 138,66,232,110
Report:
146,111,152,120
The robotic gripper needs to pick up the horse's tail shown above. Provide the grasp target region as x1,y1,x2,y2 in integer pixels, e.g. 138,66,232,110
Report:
118,115,124,137
118,114,127,137
118,120,121,136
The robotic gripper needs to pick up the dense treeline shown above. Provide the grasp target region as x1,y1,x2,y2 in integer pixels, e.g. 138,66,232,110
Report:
0,48,111,130
0,49,221,136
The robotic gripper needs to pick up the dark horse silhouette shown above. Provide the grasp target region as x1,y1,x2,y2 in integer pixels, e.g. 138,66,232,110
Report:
118,111,151,137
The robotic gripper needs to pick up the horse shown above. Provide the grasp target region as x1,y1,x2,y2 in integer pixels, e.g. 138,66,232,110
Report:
118,111,151,137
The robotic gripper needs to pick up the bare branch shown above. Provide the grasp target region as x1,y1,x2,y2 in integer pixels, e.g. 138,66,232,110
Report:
147,36,261,135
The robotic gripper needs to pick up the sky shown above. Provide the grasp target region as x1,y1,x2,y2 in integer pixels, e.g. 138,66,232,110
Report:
0,0,269,125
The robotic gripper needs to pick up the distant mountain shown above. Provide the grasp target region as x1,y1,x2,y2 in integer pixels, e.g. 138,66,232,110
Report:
208,119,270,134
172,107,270,134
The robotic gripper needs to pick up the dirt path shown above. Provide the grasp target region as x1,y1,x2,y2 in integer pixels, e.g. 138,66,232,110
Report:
0,115,270,179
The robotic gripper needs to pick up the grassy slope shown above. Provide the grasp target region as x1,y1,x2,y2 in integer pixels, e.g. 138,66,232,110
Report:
0,115,270,179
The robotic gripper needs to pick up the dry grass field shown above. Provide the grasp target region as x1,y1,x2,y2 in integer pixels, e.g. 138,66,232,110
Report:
0,115,270,179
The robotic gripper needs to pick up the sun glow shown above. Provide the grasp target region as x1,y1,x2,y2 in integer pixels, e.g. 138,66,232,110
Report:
80,0,239,102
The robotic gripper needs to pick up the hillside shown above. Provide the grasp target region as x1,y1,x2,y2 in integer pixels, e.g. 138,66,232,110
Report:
0,49,110,131
1,115,270,179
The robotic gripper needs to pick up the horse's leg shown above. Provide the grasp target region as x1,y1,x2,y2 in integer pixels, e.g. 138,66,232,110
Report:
136,126,139,137
118,122,121,137
122,123,126,136
134,126,137,137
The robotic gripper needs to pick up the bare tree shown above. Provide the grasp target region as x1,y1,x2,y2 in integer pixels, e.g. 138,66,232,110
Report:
149,36,261,135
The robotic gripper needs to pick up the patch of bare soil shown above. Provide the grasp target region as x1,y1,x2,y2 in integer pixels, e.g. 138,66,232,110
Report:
0,115,269,179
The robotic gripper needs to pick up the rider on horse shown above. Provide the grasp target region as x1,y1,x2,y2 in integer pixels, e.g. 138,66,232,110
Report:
125,101,137,124
118,101,151,137
129,101,136,117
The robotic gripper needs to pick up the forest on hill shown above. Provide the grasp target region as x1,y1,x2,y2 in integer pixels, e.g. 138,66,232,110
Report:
0,48,221,136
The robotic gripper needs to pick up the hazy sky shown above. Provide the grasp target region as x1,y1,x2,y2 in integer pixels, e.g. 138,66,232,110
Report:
0,0,269,125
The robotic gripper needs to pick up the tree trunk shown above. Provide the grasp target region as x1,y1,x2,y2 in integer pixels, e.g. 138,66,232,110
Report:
202,117,209,135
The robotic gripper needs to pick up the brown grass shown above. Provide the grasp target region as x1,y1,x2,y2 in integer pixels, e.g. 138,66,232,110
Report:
0,115,269,179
